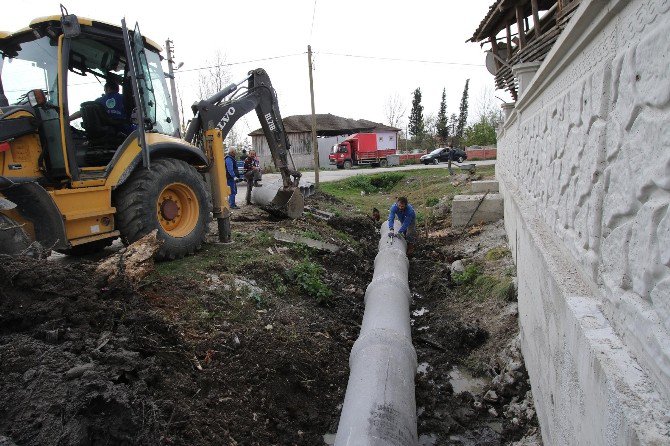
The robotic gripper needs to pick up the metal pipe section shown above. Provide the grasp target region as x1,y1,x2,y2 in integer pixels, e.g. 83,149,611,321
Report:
335,222,418,446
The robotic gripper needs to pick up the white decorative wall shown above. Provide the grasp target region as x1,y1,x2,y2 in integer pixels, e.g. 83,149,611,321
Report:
497,0,670,443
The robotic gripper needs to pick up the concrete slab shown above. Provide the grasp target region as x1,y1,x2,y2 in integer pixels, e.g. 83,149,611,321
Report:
452,193,503,227
471,180,499,193
273,231,340,252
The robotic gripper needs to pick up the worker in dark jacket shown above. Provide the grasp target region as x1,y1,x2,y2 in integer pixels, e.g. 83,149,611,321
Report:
225,148,240,209
388,196,417,255
243,150,263,205
446,143,456,175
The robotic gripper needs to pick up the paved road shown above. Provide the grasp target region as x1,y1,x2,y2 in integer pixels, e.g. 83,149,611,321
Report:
260,159,496,184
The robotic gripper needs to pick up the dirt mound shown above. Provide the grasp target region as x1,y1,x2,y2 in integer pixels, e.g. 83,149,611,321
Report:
327,215,377,239
0,257,193,445
0,235,368,445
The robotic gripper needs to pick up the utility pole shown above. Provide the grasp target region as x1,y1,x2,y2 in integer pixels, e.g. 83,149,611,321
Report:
165,38,181,137
307,45,319,187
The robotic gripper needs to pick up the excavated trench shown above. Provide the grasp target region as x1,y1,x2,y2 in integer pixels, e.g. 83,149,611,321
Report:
409,223,540,445
0,196,538,445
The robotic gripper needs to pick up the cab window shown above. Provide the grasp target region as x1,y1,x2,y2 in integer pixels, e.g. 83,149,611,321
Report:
0,36,59,106
143,50,178,136
65,35,133,168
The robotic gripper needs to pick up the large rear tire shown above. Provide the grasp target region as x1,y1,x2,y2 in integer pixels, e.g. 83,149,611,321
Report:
114,158,212,261
379,159,389,168
0,213,31,255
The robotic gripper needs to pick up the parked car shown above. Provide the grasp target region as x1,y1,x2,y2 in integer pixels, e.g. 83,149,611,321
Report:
420,147,467,165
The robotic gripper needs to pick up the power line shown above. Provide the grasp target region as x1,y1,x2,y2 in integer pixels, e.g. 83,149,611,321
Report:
309,0,318,43
315,51,485,67
174,53,305,74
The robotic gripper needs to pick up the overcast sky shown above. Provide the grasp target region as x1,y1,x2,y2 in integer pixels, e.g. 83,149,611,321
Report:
2,0,508,139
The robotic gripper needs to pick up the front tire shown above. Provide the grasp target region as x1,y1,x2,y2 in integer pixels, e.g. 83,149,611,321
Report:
433,158,439,165
114,158,212,261
343,160,353,169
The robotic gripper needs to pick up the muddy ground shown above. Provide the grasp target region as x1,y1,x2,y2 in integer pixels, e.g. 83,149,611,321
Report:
410,220,540,445
0,184,539,445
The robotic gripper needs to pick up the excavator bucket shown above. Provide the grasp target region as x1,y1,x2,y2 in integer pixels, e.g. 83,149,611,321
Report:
252,182,304,219
270,187,304,219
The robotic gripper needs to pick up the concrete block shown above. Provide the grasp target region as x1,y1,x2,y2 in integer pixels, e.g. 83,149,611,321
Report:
452,193,503,227
471,180,499,193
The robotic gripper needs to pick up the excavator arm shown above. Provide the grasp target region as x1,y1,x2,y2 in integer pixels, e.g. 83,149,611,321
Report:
185,68,301,189
183,68,304,237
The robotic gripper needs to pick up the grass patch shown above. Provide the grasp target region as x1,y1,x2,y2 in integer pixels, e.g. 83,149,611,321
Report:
320,166,495,217
453,263,516,302
153,243,223,278
425,197,439,207
300,229,323,241
485,246,510,261
472,275,516,301
153,230,276,279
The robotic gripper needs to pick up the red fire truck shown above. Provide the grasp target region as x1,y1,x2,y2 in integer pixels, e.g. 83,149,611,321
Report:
328,133,396,169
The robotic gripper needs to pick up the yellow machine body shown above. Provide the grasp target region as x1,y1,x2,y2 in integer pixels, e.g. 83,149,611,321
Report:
0,15,225,256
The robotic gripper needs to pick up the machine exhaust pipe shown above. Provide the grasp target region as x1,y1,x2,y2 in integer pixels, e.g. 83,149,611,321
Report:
334,222,418,446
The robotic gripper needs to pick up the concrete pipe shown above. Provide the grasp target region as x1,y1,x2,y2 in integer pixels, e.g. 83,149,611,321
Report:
335,222,417,446
250,180,304,219
297,180,316,198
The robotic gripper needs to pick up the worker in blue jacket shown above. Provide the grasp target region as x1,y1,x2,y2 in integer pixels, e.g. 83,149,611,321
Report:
388,196,417,256
225,148,240,209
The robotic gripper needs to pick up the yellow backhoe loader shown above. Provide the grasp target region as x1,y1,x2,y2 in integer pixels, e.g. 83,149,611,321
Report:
0,9,303,260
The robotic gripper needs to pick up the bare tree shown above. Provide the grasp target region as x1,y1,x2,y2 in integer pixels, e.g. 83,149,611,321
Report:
474,85,503,127
226,126,241,148
423,112,437,137
195,51,246,149
197,51,232,101
384,93,407,128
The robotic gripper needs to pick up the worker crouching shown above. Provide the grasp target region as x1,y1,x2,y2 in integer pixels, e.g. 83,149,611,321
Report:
388,196,417,256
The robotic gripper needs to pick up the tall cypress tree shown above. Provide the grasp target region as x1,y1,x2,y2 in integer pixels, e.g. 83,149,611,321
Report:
456,79,470,142
408,88,424,140
436,88,449,144
448,113,459,136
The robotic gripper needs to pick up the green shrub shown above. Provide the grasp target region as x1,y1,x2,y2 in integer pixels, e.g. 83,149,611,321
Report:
369,173,405,190
271,274,287,297
453,264,481,285
425,197,439,207
290,260,332,303
339,172,406,194
346,175,376,193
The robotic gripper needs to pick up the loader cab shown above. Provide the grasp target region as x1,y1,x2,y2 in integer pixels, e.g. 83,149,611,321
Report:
0,15,178,183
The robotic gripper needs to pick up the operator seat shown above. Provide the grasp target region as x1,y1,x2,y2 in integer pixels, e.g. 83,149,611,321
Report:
79,101,128,166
